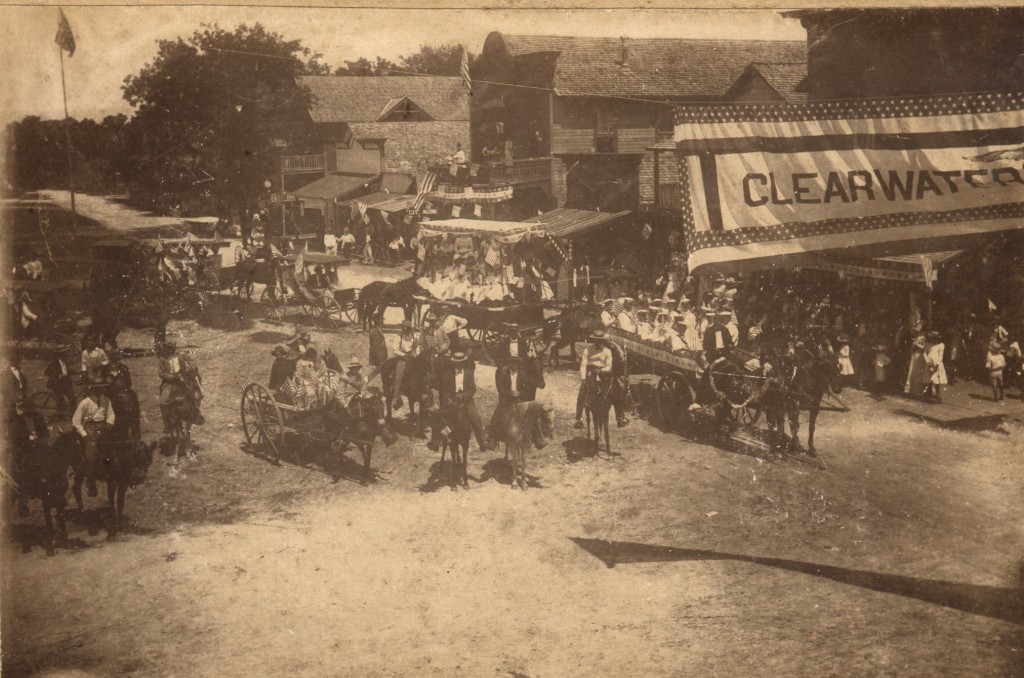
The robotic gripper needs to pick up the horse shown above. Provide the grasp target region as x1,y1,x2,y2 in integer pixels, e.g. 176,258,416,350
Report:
381,352,438,434
431,399,474,490
768,344,840,456
358,276,423,330
322,388,394,483
160,362,204,461
10,410,72,555
547,303,603,367
581,371,614,456
66,429,157,540
494,400,555,490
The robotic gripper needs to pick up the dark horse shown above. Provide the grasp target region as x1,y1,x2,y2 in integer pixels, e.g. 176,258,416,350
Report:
358,276,423,330
322,388,394,483
494,400,555,490
547,303,603,367
581,372,614,456
161,361,203,461
67,429,157,540
431,399,473,490
11,410,71,555
765,343,840,456
381,353,438,434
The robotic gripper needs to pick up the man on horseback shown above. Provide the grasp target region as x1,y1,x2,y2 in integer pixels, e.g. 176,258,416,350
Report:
107,353,141,442
574,330,628,429
159,342,204,434
71,378,115,497
440,351,490,451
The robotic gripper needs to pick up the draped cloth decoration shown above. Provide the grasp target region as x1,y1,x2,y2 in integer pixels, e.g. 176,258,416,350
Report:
675,92,1024,274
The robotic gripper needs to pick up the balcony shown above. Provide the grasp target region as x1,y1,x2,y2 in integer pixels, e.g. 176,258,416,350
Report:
281,154,325,173
431,158,552,188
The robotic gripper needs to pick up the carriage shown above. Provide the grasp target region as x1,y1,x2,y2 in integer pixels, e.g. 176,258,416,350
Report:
250,252,359,328
239,368,387,479
418,296,556,363
4,279,84,350
602,327,770,432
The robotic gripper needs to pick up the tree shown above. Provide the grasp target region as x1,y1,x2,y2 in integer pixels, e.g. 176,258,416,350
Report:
121,23,328,219
399,44,475,76
334,56,398,77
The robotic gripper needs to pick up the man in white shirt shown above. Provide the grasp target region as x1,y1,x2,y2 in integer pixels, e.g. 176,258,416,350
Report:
635,309,654,341
72,380,116,497
324,229,338,255
600,299,616,328
338,228,357,254
574,331,614,429
452,142,467,165
389,321,419,410
440,314,469,352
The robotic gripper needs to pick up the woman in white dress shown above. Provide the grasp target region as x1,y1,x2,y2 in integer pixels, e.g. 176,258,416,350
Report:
924,330,948,403
904,333,927,398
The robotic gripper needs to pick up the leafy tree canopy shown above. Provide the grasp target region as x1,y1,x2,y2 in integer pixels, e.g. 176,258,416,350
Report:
121,23,328,213
334,43,475,77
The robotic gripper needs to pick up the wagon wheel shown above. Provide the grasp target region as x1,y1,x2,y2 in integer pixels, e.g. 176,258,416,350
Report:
481,323,508,363
318,295,343,329
234,246,251,264
41,329,75,353
260,287,284,322
656,371,695,432
241,382,286,459
728,403,762,426
301,299,322,323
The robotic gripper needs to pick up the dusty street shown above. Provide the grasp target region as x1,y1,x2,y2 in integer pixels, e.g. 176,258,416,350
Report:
3,299,1023,676
2,194,1022,677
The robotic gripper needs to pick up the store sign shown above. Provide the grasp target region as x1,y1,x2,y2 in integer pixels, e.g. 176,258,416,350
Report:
676,92,1024,272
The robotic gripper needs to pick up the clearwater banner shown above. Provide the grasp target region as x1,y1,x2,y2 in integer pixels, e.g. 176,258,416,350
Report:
675,92,1024,273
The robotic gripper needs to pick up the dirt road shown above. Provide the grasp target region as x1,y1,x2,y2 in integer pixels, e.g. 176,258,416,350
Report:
3,195,1023,676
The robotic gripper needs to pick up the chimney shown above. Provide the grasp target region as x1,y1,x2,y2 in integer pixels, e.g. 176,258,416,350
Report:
619,36,628,66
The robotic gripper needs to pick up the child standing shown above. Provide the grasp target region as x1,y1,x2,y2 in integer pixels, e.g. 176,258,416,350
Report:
873,344,892,394
986,341,1006,402
836,335,855,389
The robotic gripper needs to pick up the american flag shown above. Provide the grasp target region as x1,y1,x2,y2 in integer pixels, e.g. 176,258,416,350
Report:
460,48,472,95
55,9,75,56
357,201,370,225
412,171,437,213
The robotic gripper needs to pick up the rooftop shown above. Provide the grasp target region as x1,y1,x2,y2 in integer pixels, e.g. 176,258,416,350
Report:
297,76,470,123
484,33,807,99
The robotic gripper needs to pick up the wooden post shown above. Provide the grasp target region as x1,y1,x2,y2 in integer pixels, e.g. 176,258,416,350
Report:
58,45,76,228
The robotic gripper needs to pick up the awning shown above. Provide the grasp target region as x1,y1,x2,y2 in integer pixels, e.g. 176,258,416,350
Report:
527,208,631,239
675,91,1024,274
801,250,964,284
418,218,546,243
337,191,416,214
293,173,375,202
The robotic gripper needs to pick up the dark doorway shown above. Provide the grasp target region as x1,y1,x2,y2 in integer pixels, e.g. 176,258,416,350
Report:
566,155,641,212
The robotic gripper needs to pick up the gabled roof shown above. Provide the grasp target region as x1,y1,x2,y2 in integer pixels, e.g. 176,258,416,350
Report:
484,33,806,99
378,97,435,122
746,62,807,102
297,76,469,123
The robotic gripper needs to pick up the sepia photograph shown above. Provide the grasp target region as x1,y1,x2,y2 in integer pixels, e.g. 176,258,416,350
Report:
1,4,1022,675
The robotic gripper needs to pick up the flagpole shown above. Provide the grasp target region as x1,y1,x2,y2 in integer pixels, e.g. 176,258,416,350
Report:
58,42,77,228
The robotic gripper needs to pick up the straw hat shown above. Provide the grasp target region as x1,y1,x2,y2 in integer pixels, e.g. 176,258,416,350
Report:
451,351,469,365
589,330,607,342
347,356,363,369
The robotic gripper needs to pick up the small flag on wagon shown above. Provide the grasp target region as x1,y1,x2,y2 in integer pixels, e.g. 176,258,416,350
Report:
451,205,461,218
473,204,482,217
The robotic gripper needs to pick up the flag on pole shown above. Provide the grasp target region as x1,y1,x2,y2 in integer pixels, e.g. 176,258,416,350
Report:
357,201,370,225
55,9,76,56
460,48,472,94
412,170,437,212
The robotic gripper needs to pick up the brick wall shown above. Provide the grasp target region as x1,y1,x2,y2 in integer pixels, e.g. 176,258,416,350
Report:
349,121,469,173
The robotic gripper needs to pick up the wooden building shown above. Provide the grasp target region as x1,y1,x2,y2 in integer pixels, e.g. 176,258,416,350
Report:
471,32,806,214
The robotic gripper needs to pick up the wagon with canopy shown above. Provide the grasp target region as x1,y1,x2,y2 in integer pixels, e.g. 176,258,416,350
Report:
602,327,771,432
413,218,564,361
256,252,358,328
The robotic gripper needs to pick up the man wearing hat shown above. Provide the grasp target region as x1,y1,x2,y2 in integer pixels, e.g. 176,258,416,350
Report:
600,299,616,328
575,330,616,429
72,377,116,497
106,349,132,390
419,311,450,357
81,336,110,383
652,311,673,346
703,310,734,364
490,354,521,440
390,320,420,410
670,316,698,353
365,315,388,387
336,356,367,407
635,309,654,341
287,332,313,360
441,351,490,451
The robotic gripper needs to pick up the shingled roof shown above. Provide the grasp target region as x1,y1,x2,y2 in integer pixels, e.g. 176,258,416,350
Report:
748,62,807,101
297,76,470,123
485,33,807,99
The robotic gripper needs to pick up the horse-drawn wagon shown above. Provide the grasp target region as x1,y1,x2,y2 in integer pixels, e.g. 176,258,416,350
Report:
239,361,390,480
603,327,770,433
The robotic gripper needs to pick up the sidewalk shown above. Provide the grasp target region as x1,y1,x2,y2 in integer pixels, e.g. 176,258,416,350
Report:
848,378,1024,429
